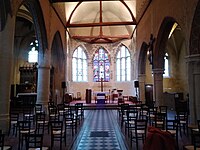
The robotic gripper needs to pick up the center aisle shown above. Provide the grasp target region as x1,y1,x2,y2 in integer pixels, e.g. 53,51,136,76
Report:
71,110,128,150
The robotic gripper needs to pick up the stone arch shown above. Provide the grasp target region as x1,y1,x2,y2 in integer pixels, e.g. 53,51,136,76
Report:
22,0,48,55
115,44,132,59
51,31,65,71
154,17,177,69
72,45,89,60
138,42,149,74
51,31,65,101
190,1,200,55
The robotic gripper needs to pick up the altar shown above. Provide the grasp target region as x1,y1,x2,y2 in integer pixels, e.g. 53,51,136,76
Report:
94,91,109,104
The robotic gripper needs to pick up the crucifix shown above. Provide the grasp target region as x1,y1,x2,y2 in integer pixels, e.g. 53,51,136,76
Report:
100,77,103,92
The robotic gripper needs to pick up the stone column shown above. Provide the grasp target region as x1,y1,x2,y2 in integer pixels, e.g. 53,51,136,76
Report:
37,50,51,113
138,74,146,103
0,16,15,132
152,68,164,106
186,54,200,124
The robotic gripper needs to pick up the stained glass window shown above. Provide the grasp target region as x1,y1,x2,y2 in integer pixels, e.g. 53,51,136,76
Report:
93,47,110,82
72,46,87,82
116,45,131,81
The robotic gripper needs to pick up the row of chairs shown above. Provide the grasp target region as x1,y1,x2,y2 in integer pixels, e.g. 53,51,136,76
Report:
118,103,189,149
8,102,85,150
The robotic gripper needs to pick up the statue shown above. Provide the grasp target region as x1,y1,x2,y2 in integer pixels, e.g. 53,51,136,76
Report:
148,34,155,65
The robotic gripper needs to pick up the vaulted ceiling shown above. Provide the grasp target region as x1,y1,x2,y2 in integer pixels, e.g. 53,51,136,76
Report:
50,0,151,43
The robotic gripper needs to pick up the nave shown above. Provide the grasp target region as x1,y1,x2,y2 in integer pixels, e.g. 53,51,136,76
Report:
3,106,194,150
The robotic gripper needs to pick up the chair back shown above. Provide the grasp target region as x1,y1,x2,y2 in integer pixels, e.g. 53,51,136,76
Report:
50,121,63,134
35,104,43,114
26,133,44,149
18,120,32,134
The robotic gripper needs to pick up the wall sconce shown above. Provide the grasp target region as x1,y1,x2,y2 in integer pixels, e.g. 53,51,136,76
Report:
147,34,155,65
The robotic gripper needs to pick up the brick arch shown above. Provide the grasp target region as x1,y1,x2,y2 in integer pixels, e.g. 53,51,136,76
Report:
138,42,149,74
154,17,177,69
190,1,200,55
22,0,48,55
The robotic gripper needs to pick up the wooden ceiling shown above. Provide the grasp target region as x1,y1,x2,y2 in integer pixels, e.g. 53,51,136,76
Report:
50,0,150,43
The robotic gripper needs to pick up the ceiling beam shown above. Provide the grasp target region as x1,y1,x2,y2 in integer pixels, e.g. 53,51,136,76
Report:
72,34,130,39
66,21,136,28
50,0,121,3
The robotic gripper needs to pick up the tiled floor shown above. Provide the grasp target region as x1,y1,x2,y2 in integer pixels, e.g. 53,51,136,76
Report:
71,110,128,150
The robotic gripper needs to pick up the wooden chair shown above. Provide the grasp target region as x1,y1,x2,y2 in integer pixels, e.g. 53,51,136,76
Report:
8,112,19,137
125,109,138,136
35,112,49,134
183,133,200,150
164,119,179,149
18,121,35,150
64,112,75,136
26,133,49,150
176,111,189,136
50,121,66,149
75,103,84,120
130,118,148,150
152,112,166,130
0,130,12,150
159,105,168,120
119,104,129,127
148,106,158,126
57,103,65,121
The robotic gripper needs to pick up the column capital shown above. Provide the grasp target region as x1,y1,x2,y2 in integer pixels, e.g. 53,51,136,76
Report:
138,74,146,78
152,68,164,74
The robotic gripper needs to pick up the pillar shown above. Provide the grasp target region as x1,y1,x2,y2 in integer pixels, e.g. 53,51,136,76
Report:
186,54,200,124
37,49,51,113
152,68,164,106
0,16,15,132
138,74,146,103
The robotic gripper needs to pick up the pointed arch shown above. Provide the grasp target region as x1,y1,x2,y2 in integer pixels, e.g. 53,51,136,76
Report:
138,42,149,74
72,45,88,82
22,0,48,55
51,31,65,71
116,44,131,81
154,17,177,69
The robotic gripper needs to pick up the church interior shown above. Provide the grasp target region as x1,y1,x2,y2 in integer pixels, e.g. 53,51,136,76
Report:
0,0,200,149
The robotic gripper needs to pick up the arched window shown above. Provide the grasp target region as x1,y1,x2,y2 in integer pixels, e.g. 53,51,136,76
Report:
116,45,131,81
72,46,87,82
28,40,38,63
164,53,169,77
93,47,110,82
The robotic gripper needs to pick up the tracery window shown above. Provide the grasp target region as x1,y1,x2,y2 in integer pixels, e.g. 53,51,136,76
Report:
93,47,110,82
72,46,87,82
116,45,131,81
